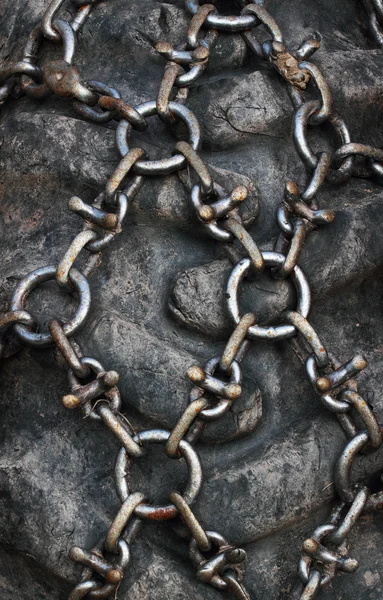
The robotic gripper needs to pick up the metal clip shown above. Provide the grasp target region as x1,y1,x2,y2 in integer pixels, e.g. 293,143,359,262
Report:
284,181,335,225
266,41,311,89
316,355,368,393
302,537,358,573
62,356,121,419
68,546,123,585
43,59,97,103
189,530,246,590
187,360,242,400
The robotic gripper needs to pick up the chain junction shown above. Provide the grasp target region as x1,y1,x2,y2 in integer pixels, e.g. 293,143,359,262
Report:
1,0,383,598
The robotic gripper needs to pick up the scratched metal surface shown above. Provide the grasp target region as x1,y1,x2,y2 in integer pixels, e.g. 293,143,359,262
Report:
0,1,383,598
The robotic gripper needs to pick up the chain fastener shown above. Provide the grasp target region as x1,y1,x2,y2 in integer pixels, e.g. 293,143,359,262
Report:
43,59,97,103
189,530,246,590
267,41,311,89
63,356,121,418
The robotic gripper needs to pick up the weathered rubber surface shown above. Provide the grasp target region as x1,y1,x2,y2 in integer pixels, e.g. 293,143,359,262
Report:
0,1,383,598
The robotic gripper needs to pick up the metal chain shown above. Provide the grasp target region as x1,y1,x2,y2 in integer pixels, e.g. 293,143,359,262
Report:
361,0,383,47
1,1,383,599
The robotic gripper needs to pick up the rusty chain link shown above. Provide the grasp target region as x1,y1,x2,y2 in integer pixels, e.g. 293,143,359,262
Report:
1,0,383,598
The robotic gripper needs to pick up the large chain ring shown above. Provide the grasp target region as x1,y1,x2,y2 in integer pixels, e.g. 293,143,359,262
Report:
116,101,201,175
115,429,203,521
11,265,91,347
227,252,311,341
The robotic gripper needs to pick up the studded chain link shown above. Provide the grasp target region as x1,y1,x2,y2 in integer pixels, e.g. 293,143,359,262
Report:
1,1,383,598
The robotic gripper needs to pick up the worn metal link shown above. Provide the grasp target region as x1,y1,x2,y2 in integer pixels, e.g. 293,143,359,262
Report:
2,1,383,599
56,230,98,288
284,180,335,225
0,60,43,85
186,6,215,49
175,141,213,194
20,25,52,98
115,428,203,521
68,196,118,231
105,147,146,201
156,61,184,125
305,354,356,414
190,182,248,241
96,401,144,458
169,491,211,551
297,485,372,599
105,492,146,554
227,252,311,341
223,571,252,600
189,530,247,589
85,191,129,253
166,397,209,458
186,0,257,32
0,310,35,358
224,217,265,276
41,0,66,42
220,313,255,373
340,390,382,448
284,311,329,368
97,95,148,130
293,101,354,183
73,81,121,124
335,429,383,510
49,318,90,378
69,537,130,599
300,571,321,600
327,488,370,545
315,354,367,394
187,355,242,420
273,219,309,279
362,0,383,46
11,265,91,347
116,101,201,175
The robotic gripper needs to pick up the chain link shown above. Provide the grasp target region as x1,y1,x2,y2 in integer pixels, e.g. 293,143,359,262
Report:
1,0,383,598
